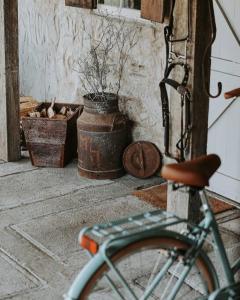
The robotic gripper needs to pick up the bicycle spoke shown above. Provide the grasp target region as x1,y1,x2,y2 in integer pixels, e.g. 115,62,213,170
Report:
147,251,164,287
79,237,216,299
107,260,138,300
140,257,175,300
103,274,126,300
161,261,182,300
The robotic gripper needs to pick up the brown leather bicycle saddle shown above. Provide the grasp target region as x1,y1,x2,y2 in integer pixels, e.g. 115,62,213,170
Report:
161,154,221,188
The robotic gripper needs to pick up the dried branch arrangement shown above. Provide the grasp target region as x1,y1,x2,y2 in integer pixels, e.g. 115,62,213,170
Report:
74,10,140,101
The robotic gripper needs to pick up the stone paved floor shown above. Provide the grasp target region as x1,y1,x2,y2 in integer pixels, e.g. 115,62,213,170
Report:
0,159,240,299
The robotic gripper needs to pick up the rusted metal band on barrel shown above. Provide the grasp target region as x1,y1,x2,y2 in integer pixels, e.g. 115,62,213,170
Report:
84,94,119,114
78,165,124,173
84,106,119,114
77,128,128,134
78,167,125,180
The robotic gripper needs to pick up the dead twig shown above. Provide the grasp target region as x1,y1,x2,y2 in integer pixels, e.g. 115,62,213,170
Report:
74,10,140,99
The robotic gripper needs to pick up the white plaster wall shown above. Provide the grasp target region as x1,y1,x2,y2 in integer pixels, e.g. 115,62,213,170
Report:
18,0,166,149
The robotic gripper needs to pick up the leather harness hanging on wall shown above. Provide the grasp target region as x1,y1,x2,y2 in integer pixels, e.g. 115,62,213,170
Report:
159,0,192,162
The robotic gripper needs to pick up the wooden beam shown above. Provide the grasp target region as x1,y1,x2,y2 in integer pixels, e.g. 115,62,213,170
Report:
0,0,20,161
167,0,213,222
141,0,172,23
65,0,97,9
141,0,165,23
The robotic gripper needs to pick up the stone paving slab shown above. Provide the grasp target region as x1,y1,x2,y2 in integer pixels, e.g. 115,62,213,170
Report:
0,159,37,177
219,227,240,247
0,228,68,297
0,182,131,229
11,196,152,262
219,210,240,236
116,174,164,189
61,248,90,284
217,208,240,221
2,287,61,300
138,271,201,299
0,249,41,299
215,209,239,222
1,159,240,299
85,285,157,300
0,161,111,211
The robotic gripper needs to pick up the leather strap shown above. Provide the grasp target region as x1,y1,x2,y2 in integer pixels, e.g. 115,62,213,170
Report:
160,62,190,160
159,1,192,162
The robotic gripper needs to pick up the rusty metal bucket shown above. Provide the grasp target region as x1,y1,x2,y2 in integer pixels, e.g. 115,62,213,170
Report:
77,94,130,179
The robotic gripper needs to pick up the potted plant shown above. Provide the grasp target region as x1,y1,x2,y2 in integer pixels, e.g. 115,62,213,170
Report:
75,11,140,179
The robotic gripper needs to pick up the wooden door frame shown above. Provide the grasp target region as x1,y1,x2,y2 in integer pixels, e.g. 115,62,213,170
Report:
166,0,214,222
0,0,20,162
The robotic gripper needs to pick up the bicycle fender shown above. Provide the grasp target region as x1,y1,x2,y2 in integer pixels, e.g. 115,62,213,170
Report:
64,252,105,300
104,229,198,256
207,282,240,300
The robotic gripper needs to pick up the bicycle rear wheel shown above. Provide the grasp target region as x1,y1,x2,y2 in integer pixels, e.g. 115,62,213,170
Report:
79,235,218,300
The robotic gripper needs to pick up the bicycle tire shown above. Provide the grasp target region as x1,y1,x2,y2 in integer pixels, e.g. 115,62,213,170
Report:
78,234,218,300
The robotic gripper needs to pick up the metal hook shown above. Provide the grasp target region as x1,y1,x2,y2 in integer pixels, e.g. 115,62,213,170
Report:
209,82,222,99
203,0,222,98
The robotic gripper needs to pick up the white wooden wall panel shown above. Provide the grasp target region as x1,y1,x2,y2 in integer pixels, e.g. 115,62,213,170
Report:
208,65,240,127
212,0,240,63
208,0,240,202
210,173,240,203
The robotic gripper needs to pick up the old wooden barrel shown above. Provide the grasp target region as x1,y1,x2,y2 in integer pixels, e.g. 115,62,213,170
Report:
77,94,130,179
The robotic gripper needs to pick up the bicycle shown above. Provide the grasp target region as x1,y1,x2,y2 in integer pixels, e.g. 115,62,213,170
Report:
65,154,240,300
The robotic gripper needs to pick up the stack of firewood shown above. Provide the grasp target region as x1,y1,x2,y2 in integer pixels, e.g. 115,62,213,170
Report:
20,96,39,117
28,98,74,119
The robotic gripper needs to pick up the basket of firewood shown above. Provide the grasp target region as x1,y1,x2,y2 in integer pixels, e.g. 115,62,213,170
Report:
22,99,83,167
20,96,39,118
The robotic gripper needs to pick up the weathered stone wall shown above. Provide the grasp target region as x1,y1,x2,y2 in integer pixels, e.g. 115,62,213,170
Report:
19,0,166,149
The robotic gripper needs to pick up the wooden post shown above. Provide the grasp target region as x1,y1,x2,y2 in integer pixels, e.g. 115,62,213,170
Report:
167,0,213,222
0,0,20,161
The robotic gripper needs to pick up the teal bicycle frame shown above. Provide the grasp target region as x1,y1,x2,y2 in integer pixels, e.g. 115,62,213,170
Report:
65,188,240,300
198,190,238,284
